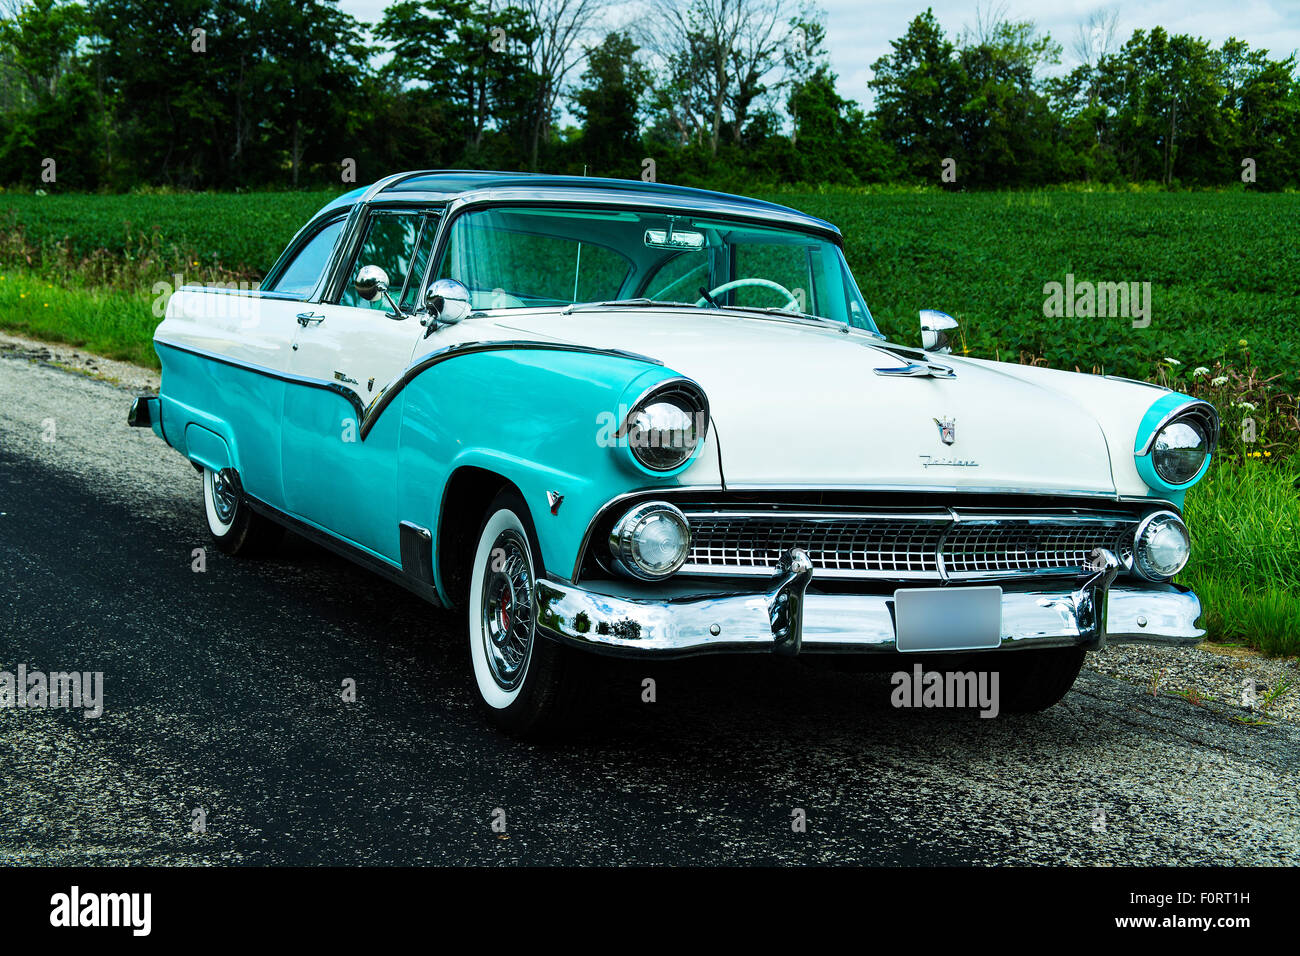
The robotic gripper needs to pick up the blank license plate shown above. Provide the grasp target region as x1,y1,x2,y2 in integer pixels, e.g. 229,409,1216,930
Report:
894,586,1003,653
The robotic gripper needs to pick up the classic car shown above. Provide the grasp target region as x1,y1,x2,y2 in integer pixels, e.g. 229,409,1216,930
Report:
129,170,1217,734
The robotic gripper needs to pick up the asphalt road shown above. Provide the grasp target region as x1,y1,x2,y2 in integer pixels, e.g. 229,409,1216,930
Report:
2,351,1298,865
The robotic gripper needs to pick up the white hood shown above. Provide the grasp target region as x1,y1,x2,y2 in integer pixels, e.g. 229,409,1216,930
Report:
495,310,1118,494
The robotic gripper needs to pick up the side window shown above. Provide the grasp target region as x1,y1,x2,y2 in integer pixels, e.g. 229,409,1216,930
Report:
264,217,345,297
400,215,440,312
339,211,424,310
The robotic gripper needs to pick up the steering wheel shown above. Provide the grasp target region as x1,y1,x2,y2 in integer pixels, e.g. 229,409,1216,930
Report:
694,277,800,312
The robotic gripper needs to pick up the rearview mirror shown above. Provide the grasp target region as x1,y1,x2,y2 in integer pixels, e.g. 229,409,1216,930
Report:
919,309,958,354
644,228,705,250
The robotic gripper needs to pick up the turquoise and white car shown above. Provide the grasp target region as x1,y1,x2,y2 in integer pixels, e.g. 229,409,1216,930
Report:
129,170,1218,734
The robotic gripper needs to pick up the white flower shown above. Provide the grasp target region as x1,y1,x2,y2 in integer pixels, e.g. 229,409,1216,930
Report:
1211,376,1228,386
1234,401,1257,411
1162,357,1181,366
1192,366,1210,377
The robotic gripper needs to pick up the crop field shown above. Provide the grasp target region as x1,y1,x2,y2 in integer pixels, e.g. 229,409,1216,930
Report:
1,186,1297,654
2,187,1296,387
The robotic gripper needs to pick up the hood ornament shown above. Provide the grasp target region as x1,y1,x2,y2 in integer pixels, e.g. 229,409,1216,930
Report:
933,417,956,445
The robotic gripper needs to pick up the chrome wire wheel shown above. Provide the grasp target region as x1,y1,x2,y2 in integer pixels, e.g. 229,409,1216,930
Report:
209,469,238,525
479,528,535,691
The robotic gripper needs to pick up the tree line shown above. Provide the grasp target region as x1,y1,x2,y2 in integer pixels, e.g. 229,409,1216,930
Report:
1,0,1297,191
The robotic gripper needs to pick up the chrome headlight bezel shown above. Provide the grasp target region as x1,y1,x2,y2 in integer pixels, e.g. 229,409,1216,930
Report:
1132,510,1191,581
619,378,709,474
608,501,692,581
1137,400,1219,490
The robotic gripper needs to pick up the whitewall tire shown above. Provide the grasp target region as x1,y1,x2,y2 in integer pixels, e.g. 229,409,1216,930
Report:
467,491,584,735
200,466,283,556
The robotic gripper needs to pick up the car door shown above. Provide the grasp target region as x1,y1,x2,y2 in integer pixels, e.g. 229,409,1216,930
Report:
280,207,439,559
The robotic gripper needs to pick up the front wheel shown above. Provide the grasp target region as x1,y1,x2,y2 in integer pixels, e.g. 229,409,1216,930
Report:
201,467,283,556
467,491,583,736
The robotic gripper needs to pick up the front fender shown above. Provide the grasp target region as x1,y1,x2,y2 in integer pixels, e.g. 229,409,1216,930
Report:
393,347,722,601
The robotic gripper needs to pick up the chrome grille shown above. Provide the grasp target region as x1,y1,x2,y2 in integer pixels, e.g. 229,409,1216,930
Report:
681,511,1134,581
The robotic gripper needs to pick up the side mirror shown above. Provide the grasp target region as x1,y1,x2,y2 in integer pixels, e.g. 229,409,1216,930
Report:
354,264,408,319
354,265,389,301
424,278,471,333
919,309,958,354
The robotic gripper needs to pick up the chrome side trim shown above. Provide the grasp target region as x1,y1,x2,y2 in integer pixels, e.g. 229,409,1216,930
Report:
357,339,663,440
155,337,659,444
154,339,366,421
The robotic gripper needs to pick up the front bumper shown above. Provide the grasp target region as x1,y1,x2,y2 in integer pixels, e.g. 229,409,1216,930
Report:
534,548,1204,659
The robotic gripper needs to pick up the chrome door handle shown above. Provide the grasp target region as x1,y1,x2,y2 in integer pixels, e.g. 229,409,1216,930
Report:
297,312,325,327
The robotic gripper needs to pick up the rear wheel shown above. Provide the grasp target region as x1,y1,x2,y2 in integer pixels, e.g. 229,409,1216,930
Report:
996,646,1086,713
467,491,583,736
201,467,283,556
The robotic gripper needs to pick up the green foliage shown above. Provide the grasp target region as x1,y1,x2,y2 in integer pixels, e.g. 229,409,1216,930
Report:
0,190,337,279
762,188,1300,396
569,31,648,179
1181,457,1300,656
1,3,1298,190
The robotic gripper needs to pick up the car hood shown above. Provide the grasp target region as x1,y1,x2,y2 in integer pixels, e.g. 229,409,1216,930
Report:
493,310,1118,494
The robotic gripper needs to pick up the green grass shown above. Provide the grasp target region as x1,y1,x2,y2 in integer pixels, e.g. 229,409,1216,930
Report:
0,271,157,367
1180,456,1300,656
1,186,1297,654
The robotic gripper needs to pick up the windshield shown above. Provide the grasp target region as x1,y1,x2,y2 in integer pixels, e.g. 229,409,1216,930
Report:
434,205,877,331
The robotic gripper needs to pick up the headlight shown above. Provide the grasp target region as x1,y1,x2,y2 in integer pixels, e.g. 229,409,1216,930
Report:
1152,420,1209,484
1132,511,1191,580
608,502,691,581
621,379,708,473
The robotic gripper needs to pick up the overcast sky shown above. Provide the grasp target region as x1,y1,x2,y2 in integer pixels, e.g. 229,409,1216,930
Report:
335,0,1300,111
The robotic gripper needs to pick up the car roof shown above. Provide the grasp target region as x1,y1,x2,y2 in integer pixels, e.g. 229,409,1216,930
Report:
313,170,840,241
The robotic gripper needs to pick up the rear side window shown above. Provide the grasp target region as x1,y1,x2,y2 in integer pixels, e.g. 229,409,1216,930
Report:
265,218,345,296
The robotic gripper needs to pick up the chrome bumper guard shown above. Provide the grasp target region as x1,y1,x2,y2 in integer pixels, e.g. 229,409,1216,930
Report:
534,548,1204,659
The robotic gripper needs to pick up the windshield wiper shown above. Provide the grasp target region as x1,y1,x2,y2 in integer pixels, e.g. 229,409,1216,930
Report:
561,298,699,314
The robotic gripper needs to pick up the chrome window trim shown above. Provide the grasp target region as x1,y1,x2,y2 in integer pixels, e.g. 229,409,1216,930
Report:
419,196,870,331
260,210,351,300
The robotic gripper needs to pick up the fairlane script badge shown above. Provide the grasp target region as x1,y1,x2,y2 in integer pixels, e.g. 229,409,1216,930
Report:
919,454,979,468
